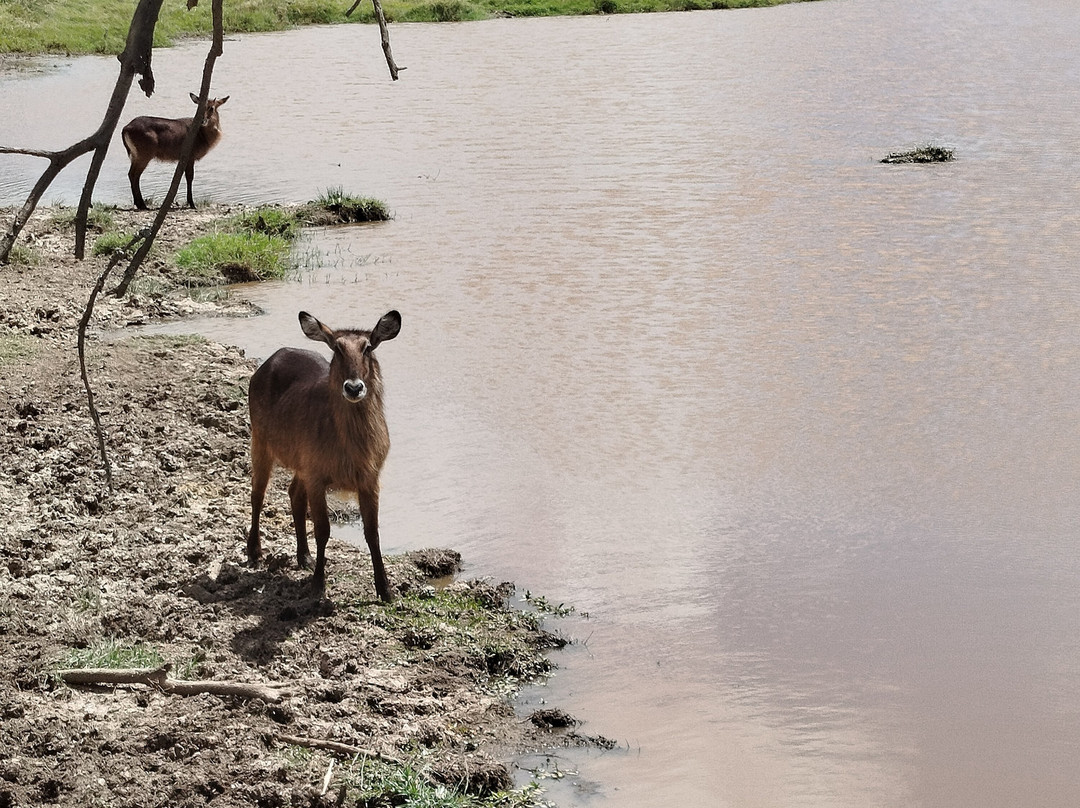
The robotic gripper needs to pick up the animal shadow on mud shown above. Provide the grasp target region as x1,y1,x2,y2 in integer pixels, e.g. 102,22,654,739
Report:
181,553,333,665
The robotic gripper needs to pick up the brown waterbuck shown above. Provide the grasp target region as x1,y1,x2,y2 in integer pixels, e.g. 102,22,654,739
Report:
247,310,402,601
121,93,228,210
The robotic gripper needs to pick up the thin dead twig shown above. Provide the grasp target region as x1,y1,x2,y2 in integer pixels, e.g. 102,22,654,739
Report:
272,733,403,765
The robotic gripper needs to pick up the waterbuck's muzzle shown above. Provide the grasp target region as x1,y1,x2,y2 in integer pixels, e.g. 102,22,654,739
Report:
342,378,367,402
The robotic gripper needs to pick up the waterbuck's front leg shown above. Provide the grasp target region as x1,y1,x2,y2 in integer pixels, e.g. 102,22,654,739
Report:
288,476,311,569
308,483,332,593
359,488,393,603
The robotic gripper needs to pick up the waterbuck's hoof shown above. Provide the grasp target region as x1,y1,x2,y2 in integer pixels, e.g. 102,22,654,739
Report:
297,554,312,570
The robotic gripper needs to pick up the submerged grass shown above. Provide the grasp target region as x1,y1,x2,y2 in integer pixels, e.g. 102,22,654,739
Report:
0,0,823,55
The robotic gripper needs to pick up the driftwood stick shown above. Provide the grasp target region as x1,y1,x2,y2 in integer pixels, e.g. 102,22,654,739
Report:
56,666,291,702
272,733,402,765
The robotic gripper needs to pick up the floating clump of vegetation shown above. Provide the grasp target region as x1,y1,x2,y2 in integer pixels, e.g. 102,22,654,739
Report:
299,186,393,226
880,144,955,164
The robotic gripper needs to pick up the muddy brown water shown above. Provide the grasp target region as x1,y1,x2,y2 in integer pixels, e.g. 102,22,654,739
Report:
5,0,1080,805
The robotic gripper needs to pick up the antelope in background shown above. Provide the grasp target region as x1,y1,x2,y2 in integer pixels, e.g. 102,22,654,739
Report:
247,310,402,602
121,93,228,210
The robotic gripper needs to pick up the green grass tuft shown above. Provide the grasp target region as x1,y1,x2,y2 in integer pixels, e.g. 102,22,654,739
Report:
0,334,37,367
3,243,37,266
60,639,165,670
228,205,302,240
48,203,116,233
175,230,293,285
91,230,136,257
302,187,392,225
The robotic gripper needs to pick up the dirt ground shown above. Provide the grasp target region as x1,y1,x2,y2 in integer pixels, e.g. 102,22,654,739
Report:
0,206,604,807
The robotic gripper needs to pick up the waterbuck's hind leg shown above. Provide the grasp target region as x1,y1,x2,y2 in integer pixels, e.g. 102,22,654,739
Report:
308,485,331,593
184,162,196,208
247,439,273,566
288,476,311,569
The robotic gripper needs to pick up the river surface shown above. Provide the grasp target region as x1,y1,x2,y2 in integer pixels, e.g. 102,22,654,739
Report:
4,0,1080,805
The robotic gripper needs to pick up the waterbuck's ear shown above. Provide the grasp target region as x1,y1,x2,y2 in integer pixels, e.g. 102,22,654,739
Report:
217,96,229,106
189,92,199,105
370,310,401,349
299,311,335,346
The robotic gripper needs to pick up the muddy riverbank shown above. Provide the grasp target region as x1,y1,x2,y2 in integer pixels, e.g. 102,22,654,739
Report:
0,206,605,807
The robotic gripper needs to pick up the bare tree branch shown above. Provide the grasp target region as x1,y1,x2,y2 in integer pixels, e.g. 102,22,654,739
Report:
346,0,403,80
272,734,403,764
78,230,150,490
73,0,165,258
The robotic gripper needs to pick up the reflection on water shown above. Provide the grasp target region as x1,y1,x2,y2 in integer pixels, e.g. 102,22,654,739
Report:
5,0,1080,805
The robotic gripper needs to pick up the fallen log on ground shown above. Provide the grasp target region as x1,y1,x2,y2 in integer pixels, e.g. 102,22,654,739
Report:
55,665,291,703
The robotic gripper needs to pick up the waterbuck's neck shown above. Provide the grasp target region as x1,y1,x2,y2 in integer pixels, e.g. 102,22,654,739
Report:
327,378,389,484
193,120,222,159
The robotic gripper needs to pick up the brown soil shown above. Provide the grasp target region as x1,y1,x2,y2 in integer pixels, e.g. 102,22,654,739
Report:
0,206,602,807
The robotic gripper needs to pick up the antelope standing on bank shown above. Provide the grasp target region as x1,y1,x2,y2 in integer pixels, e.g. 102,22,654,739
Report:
121,93,228,210
247,310,402,602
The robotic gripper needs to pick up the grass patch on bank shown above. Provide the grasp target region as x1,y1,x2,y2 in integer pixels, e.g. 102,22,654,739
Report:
171,194,389,286
47,203,117,234
1,0,823,55
175,230,293,285
91,230,137,257
333,758,545,808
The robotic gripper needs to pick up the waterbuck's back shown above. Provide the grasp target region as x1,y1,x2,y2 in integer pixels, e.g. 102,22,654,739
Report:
122,115,221,163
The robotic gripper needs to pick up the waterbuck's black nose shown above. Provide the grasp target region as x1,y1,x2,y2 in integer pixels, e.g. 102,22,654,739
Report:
343,379,367,401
